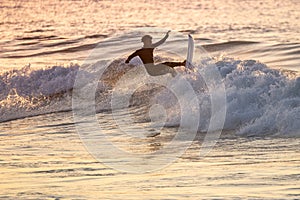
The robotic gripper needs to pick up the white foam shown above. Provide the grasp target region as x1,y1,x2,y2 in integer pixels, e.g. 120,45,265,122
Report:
0,58,299,137
213,58,299,136
152,57,299,137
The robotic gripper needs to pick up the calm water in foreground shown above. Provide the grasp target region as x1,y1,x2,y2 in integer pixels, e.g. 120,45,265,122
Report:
0,112,299,199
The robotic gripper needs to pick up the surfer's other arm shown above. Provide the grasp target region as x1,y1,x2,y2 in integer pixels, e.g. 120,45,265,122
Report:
125,50,138,63
151,31,170,48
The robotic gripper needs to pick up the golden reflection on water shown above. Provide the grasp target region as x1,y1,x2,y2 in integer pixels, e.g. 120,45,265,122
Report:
0,112,299,199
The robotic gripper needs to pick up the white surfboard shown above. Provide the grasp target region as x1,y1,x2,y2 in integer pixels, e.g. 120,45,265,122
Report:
185,34,195,71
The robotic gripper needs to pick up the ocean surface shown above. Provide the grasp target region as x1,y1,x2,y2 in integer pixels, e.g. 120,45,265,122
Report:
0,0,300,199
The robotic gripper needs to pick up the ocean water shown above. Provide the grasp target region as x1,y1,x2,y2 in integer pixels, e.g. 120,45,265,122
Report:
0,0,300,199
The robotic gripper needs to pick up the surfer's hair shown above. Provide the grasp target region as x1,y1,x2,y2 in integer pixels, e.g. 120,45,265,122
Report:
141,35,152,43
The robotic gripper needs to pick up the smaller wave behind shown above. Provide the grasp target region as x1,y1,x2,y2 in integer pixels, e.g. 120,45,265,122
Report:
0,59,133,122
0,64,78,122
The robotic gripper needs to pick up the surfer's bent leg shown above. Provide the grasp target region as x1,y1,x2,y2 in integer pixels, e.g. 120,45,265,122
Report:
144,63,177,77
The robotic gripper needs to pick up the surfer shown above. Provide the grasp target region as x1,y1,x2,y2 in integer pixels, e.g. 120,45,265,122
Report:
125,31,186,77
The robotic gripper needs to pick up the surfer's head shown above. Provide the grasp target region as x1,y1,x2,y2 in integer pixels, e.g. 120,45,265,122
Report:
141,35,152,46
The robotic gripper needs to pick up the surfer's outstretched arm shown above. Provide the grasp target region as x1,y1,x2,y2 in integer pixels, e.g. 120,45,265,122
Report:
151,31,170,48
125,50,138,63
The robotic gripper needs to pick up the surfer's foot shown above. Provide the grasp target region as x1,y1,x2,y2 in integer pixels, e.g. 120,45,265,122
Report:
182,60,187,66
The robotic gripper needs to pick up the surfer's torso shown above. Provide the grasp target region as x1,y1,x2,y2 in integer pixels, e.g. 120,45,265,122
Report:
127,48,154,64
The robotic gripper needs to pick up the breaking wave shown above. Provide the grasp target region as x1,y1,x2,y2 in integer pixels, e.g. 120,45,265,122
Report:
0,57,299,137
